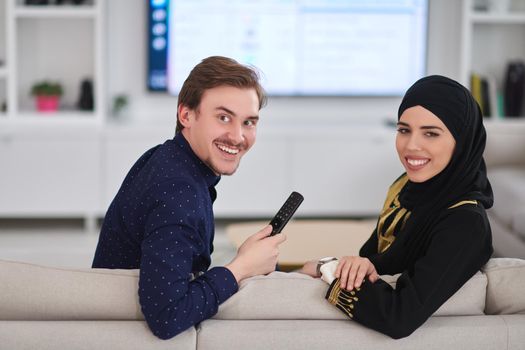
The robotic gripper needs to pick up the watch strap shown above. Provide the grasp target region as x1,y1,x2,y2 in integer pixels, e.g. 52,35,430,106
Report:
316,257,337,277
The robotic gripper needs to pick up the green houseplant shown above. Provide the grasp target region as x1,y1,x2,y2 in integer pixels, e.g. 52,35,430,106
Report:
112,94,129,118
30,81,63,112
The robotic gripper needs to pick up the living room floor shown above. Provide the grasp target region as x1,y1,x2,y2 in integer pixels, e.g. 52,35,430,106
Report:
0,219,238,269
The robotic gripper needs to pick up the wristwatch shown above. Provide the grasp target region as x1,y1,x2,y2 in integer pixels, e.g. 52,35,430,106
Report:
316,257,337,277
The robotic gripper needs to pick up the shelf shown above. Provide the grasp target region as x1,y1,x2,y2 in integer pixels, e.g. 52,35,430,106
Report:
484,117,525,123
16,111,98,119
14,6,97,19
0,111,102,125
470,12,525,24
0,117,102,129
484,118,525,133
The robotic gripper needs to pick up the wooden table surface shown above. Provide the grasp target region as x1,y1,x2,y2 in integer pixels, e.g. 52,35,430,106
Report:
225,220,376,271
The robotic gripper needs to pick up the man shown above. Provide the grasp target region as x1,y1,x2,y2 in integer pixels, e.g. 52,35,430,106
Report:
92,56,286,339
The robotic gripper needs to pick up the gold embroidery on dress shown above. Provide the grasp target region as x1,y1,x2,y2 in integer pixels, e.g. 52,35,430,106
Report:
377,175,410,253
327,279,361,319
448,200,478,209
374,175,478,254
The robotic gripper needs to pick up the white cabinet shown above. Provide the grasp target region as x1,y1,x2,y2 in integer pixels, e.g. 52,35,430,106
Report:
214,125,403,218
102,126,292,218
1,0,104,124
101,125,402,219
289,128,402,216
461,0,525,118
214,135,290,217
102,126,175,210
1,123,521,223
0,127,100,217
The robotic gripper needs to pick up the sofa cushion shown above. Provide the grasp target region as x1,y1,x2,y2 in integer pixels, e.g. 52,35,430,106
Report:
216,272,343,320
215,271,486,320
0,259,142,320
511,207,525,238
380,272,487,316
198,317,508,350
487,211,525,259
488,167,525,236
483,258,525,315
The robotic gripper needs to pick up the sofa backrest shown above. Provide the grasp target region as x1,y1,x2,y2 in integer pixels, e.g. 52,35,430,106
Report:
0,260,142,320
214,271,487,320
0,258,523,321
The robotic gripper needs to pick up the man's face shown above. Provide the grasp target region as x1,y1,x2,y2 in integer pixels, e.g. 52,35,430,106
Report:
180,85,260,176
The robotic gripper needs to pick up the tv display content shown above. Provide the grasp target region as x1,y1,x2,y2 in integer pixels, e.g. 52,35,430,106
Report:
147,0,428,96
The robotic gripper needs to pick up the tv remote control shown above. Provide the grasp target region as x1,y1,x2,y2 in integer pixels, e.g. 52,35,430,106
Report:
269,191,304,236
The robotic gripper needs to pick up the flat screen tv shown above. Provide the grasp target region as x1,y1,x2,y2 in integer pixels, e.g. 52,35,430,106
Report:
147,0,428,96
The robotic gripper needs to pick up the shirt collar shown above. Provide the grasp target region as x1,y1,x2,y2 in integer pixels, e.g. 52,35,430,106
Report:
173,133,221,188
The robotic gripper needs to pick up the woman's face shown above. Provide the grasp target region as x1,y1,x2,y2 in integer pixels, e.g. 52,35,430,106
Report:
396,106,456,183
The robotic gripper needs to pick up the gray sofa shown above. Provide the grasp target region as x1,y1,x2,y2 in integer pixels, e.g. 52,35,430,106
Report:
484,123,525,259
1,258,524,350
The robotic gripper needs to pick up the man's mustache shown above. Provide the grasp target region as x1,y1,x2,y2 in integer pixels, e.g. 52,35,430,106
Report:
214,138,247,150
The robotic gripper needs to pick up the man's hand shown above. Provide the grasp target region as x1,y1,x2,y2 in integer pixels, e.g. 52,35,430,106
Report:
225,225,286,283
335,256,379,291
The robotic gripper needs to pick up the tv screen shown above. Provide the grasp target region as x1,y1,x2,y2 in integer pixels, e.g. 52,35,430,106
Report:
147,0,428,96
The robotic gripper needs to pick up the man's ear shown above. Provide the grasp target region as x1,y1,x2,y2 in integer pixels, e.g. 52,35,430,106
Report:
178,105,193,128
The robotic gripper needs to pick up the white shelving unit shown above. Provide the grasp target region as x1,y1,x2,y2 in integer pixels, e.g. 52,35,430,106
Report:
0,1,105,228
461,0,525,119
0,0,7,119
0,64,6,118
1,0,104,125
14,6,98,18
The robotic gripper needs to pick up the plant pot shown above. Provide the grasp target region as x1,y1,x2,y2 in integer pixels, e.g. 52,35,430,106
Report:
36,95,59,112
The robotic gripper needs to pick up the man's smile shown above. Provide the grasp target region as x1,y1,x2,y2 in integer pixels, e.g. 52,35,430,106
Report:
215,142,240,155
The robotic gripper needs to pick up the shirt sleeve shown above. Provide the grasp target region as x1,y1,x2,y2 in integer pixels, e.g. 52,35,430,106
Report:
326,207,492,339
139,179,238,340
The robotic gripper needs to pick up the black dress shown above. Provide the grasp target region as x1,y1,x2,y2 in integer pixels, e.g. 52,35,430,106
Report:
325,75,494,339
325,175,492,339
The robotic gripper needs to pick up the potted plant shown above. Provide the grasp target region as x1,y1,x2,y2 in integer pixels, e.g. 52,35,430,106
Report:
30,81,63,112
112,94,129,118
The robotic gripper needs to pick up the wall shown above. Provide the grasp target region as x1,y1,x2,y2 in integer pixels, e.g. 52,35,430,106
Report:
106,0,462,126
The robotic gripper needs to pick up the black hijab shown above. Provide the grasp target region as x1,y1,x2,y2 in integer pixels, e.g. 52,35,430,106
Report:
383,75,494,266
397,75,493,212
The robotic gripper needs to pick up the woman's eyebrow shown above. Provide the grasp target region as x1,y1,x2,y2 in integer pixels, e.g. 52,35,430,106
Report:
397,121,444,131
420,125,444,131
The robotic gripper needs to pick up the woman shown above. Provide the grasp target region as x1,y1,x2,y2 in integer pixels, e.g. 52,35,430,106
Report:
300,75,493,339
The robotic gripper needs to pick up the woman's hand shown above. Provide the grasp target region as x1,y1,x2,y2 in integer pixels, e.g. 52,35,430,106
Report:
335,256,379,291
299,260,318,277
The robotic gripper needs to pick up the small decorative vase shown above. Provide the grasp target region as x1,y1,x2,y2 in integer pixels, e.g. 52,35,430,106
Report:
36,95,59,112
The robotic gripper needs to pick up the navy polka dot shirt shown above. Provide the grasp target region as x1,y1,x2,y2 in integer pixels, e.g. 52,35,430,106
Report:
92,133,239,339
